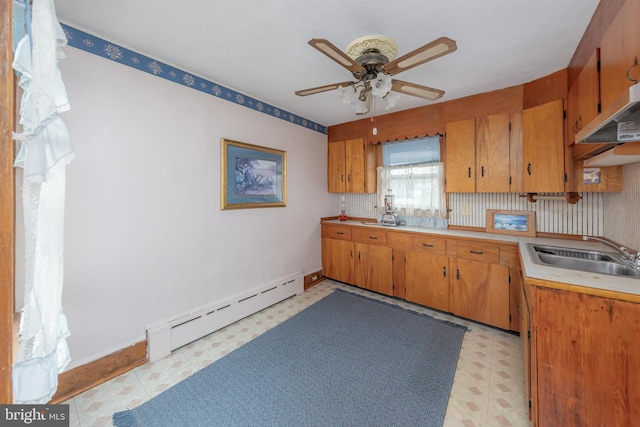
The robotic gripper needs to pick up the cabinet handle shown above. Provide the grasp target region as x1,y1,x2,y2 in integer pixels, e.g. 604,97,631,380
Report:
422,243,434,247
350,249,353,259
572,115,582,134
467,167,471,178
627,56,638,85
369,236,378,240
443,266,447,277
341,174,344,182
347,174,351,182
456,269,460,280
527,163,532,175
481,166,485,177
358,251,361,260
336,232,344,235
469,250,484,255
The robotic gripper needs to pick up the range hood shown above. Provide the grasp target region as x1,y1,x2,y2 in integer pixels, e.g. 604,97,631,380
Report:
575,83,640,145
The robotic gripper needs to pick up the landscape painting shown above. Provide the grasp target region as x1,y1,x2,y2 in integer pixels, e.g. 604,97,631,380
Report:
494,213,528,231
221,138,286,210
485,209,536,237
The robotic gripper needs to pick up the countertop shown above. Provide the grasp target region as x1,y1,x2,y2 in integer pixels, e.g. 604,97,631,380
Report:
322,219,640,300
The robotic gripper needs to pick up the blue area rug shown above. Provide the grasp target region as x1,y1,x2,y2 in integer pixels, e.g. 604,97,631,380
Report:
113,289,466,426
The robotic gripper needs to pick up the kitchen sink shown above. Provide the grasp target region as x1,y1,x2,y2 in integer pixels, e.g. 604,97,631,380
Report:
529,244,617,262
527,244,640,279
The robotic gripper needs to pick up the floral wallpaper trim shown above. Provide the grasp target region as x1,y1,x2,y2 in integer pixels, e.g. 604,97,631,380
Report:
60,23,327,135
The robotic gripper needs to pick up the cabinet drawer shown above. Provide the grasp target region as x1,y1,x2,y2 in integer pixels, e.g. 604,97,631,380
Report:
322,224,352,241
351,227,387,245
411,235,447,255
455,241,500,264
386,231,413,249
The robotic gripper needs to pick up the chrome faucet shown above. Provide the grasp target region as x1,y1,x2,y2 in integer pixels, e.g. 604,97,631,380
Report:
582,235,640,269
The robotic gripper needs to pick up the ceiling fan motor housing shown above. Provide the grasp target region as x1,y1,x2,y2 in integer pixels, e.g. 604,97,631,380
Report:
355,49,389,79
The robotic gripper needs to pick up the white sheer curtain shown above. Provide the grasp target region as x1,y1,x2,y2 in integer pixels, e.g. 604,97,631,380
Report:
12,0,74,403
376,163,448,229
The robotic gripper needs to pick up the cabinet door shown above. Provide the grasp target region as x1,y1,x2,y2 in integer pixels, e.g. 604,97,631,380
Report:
577,49,600,131
405,251,450,312
572,50,603,160
599,0,640,112
445,118,476,193
519,280,531,420
452,258,509,329
321,238,354,284
532,287,640,427
345,138,366,193
355,243,393,296
328,140,346,193
522,99,565,193
476,113,511,193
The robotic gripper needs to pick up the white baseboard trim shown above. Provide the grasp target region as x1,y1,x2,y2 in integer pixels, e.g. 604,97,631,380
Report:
146,272,304,363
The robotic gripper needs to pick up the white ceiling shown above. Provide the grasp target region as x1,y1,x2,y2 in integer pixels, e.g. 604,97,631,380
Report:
54,0,601,128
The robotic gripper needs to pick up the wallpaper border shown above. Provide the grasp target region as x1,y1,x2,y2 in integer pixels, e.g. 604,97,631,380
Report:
59,23,328,135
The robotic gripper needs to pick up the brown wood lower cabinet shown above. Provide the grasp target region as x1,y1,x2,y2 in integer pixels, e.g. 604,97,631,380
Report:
355,243,393,296
452,258,510,330
405,252,450,312
321,238,354,284
321,222,520,332
529,286,640,427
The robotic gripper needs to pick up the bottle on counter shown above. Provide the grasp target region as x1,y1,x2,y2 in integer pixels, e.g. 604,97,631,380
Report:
339,197,347,221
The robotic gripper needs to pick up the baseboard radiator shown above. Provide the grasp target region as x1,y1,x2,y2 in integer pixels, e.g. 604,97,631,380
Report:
146,272,304,363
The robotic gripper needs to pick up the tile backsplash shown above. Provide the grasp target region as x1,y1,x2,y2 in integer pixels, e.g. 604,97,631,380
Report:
344,163,640,249
343,192,604,236
603,162,640,250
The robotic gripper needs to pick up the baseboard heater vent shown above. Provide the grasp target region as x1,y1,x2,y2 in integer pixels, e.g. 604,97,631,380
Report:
146,272,304,362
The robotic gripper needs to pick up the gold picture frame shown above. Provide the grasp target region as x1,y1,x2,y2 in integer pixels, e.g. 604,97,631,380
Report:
220,138,286,210
485,209,536,237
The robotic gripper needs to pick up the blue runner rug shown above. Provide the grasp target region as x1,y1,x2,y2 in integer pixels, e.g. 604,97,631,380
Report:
113,289,466,426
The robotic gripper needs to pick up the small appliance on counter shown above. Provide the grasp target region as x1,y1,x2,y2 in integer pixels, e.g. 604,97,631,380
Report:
381,193,399,226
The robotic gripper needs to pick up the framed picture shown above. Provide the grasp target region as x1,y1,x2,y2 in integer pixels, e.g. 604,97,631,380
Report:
485,209,536,237
220,138,286,210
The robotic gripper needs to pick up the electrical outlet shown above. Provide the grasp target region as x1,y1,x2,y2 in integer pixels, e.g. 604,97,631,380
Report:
461,205,470,216
366,203,372,211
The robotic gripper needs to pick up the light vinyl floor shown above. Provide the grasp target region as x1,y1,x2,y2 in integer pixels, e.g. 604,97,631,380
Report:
64,280,531,427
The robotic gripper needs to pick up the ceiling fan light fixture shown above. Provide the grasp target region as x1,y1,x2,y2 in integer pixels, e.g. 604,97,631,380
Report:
384,91,400,110
298,35,456,116
370,72,392,97
337,85,356,105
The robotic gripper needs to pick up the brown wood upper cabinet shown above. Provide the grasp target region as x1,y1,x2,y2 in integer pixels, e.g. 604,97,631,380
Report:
445,113,519,193
569,49,600,159
522,99,566,193
327,138,376,193
600,0,640,113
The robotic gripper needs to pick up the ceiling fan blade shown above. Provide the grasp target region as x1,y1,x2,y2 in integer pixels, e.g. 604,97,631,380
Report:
295,82,353,96
383,37,457,76
391,80,445,100
308,39,366,78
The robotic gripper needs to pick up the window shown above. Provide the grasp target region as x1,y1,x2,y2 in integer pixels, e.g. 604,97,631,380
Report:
377,136,447,229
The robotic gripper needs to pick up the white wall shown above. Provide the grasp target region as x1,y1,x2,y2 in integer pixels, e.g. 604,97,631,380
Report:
22,47,335,367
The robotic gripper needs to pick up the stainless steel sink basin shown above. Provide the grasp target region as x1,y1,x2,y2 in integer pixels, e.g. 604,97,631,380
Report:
530,244,616,261
527,244,640,279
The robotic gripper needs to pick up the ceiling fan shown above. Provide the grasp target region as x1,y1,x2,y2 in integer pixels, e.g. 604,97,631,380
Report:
295,35,457,114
